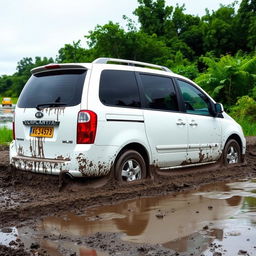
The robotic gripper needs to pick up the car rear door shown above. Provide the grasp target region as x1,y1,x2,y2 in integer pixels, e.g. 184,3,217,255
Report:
138,73,188,168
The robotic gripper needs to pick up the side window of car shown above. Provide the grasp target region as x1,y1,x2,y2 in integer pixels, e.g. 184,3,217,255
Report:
140,74,179,111
177,79,210,116
99,70,141,108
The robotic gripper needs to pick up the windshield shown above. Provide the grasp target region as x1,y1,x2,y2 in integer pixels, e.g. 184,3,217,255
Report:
18,69,86,108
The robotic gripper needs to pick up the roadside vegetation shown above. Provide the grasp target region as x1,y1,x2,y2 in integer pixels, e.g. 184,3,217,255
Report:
0,0,256,136
230,96,256,136
0,127,12,145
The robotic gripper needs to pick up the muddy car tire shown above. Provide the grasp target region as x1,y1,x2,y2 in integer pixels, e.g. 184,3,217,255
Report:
115,150,146,182
223,139,241,165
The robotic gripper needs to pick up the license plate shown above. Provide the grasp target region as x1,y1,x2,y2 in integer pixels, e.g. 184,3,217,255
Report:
30,127,54,138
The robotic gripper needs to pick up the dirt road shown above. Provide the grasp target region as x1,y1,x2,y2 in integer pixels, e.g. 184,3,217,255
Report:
1,138,256,255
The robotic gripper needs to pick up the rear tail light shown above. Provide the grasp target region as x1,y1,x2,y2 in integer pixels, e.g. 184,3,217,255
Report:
77,110,97,144
12,112,15,140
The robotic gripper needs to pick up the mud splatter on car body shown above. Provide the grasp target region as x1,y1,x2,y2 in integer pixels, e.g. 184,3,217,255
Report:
76,153,110,177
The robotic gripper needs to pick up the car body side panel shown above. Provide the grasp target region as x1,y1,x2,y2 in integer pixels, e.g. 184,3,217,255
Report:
143,109,188,167
186,114,222,164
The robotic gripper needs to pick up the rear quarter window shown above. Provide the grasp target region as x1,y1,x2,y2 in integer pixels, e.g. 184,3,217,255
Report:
18,69,86,108
99,70,141,108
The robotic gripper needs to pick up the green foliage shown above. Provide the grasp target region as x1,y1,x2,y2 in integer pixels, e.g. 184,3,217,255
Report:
0,127,12,145
230,96,256,120
233,118,256,136
172,64,199,80
195,54,256,107
201,5,237,56
168,51,199,79
134,0,173,36
134,0,203,59
56,41,93,63
229,96,256,135
86,22,127,58
235,0,256,51
85,21,171,63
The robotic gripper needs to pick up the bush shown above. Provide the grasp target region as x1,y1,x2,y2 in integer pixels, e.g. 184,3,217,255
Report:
0,127,12,145
229,96,256,135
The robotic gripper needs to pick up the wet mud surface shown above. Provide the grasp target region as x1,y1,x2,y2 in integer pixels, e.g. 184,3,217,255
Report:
1,137,256,255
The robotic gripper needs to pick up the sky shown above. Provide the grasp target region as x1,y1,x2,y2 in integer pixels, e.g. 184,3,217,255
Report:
0,0,237,76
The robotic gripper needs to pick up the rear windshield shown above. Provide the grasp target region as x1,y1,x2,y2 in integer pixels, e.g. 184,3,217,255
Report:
18,69,86,108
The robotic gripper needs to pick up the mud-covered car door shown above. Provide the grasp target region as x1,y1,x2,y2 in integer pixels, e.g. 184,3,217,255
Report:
176,79,222,163
13,68,87,162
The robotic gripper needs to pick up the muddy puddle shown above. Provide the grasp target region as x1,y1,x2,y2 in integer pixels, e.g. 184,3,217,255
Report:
1,179,256,255
0,106,14,129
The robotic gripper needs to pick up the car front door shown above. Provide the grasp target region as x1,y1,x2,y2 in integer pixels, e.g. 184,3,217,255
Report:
176,79,222,164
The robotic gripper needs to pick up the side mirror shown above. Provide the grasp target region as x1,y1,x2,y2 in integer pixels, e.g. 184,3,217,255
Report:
215,103,224,114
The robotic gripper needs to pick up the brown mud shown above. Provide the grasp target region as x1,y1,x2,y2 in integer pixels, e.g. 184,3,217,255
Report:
1,137,256,255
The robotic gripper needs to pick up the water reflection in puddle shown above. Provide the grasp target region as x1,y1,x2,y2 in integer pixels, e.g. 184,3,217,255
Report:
2,179,256,255
0,227,18,246
0,106,14,129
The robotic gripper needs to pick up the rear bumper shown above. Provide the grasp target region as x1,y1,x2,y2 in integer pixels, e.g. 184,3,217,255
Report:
9,141,118,178
11,155,71,176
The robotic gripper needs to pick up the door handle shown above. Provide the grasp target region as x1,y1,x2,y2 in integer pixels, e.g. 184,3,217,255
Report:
189,120,198,126
176,119,186,126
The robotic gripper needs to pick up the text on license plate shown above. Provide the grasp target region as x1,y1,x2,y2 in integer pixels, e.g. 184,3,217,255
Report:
30,127,54,138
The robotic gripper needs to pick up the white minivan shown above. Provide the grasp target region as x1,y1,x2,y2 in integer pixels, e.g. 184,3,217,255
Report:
10,58,246,182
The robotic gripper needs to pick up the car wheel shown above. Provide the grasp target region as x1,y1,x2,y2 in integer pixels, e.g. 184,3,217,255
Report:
115,150,146,182
223,139,241,165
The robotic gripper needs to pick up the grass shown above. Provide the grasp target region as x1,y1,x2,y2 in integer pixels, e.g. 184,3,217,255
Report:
235,118,256,136
0,127,12,145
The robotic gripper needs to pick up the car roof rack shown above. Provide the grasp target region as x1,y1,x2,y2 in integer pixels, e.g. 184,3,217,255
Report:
93,57,172,73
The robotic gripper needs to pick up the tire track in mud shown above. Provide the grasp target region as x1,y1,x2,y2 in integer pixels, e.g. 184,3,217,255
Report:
1,137,256,227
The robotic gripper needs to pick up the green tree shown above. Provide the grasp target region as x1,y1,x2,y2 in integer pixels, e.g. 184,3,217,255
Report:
134,0,206,59
201,5,237,56
86,22,127,58
195,54,256,107
86,21,171,64
134,0,173,36
235,0,256,51
0,56,54,97
0,75,13,96
57,41,95,63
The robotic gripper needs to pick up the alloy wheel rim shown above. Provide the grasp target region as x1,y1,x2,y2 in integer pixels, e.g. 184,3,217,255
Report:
226,146,238,164
121,159,142,181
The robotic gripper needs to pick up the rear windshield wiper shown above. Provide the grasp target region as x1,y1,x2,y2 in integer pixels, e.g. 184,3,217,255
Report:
36,102,67,110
